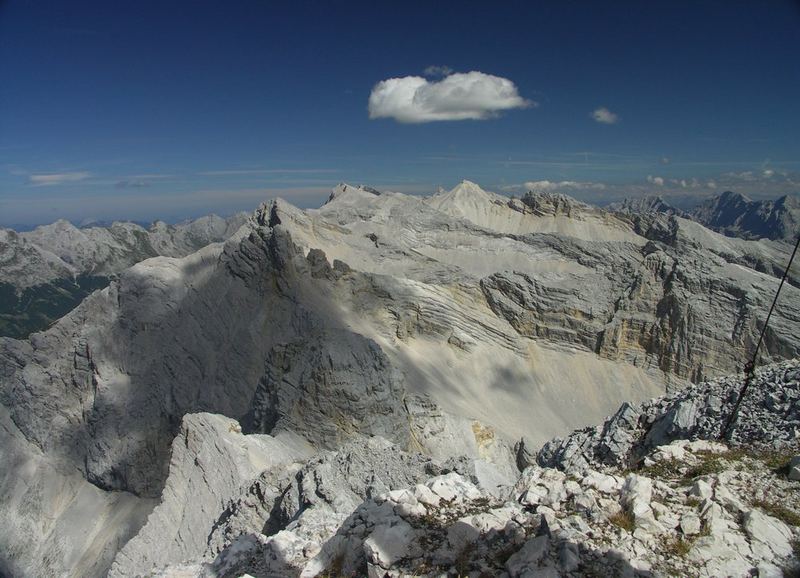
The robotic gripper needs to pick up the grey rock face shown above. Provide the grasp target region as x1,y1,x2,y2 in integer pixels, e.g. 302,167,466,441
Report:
112,420,473,577
481,218,798,383
0,402,155,578
245,330,410,449
199,436,446,578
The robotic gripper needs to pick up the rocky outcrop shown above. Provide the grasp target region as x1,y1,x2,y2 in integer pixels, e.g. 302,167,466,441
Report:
113,425,505,577
149,360,800,578
517,190,592,218
538,359,800,472
181,432,800,577
137,359,800,578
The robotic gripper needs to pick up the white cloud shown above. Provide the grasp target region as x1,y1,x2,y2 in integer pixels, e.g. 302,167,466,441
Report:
29,171,90,186
646,175,665,186
763,169,775,178
368,71,534,123
522,180,606,191
706,180,717,189
591,107,619,124
423,65,453,77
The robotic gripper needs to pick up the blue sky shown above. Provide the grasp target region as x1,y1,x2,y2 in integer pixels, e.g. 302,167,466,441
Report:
1,0,799,226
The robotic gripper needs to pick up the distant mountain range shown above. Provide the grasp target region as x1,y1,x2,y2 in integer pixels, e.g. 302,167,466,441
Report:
0,213,247,338
610,191,799,242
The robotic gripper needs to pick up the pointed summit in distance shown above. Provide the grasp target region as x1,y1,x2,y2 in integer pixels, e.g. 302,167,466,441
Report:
324,183,382,206
426,180,505,215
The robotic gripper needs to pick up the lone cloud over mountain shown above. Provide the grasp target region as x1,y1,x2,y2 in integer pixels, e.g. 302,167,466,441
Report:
368,71,534,123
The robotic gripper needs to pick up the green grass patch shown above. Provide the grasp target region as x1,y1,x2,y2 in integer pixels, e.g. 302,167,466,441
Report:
758,450,796,475
683,452,726,479
636,458,685,479
664,536,694,557
608,509,635,532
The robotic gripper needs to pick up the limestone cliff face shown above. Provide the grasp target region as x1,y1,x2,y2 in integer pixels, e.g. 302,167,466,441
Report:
479,209,799,385
0,182,798,576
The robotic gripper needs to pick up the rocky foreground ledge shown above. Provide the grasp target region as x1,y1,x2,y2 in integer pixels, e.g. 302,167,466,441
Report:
149,360,800,577
537,359,800,472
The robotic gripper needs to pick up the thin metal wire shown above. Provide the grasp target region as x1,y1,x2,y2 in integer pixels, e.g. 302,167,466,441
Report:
721,232,800,440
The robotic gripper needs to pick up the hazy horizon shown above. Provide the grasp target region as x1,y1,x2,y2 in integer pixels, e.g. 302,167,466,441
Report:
2,1,799,226
1,182,795,231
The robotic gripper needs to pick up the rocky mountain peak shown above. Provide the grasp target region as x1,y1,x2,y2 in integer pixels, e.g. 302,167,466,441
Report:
717,190,752,204
690,191,799,240
519,189,588,216
452,179,490,195
776,194,800,210
609,195,686,217
40,218,80,231
425,180,511,221
428,180,499,207
325,182,381,205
